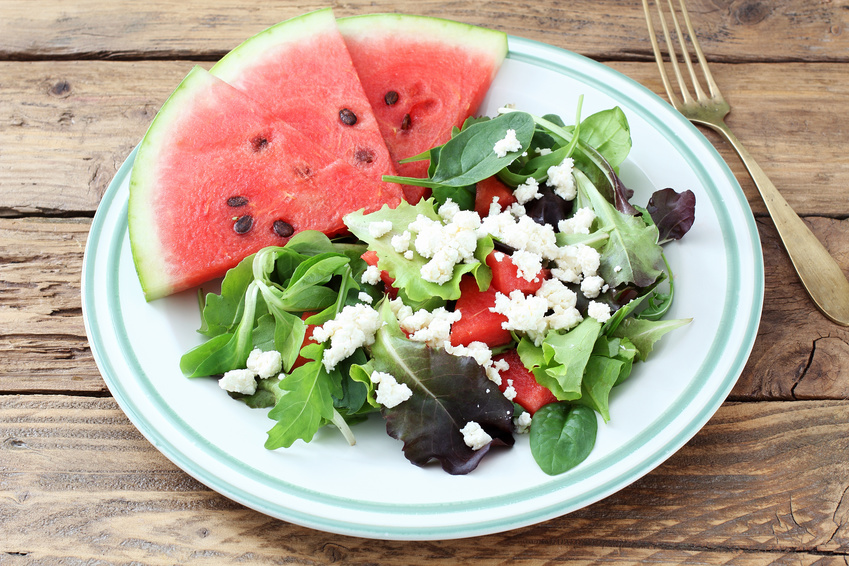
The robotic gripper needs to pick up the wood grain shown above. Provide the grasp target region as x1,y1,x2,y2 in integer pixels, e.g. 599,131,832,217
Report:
0,0,846,63
1,60,848,217
1,395,847,562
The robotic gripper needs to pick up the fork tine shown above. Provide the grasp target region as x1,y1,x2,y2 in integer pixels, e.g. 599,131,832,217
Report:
641,0,680,108
665,0,709,101
677,0,723,99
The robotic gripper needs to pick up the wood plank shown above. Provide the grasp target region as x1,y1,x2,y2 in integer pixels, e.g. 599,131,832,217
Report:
1,395,847,560
2,213,848,398
2,60,848,217
0,0,846,63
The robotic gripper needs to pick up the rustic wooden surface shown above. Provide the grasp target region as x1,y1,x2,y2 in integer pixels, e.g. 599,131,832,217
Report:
2,0,848,563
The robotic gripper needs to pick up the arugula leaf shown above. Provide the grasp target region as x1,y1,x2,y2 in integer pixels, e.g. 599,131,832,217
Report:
530,403,597,475
264,342,342,449
344,199,492,303
370,301,514,475
181,283,259,378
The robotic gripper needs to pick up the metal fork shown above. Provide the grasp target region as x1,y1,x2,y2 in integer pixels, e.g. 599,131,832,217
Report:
642,0,849,326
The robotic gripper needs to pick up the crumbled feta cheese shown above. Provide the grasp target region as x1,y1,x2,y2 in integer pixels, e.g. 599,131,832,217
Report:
514,411,532,434
535,147,553,156
503,379,517,401
361,264,382,285
410,211,481,284
358,291,373,304
460,421,492,450
493,129,522,158
510,249,543,281
614,265,622,273
557,207,596,235
491,290,549,344
487,358,509,386
513,177,541,205
368,220,394,239
587,300,612,323
481,211,558,261
536,278,583,332
546,157,576,201
403,250,414,260
554,243,601,282
218,369,257,395
391,230,412,254
397,306,461,348
581,275,606,299
246,348,282,379
438,198,461,222
507,202,526,217
312,303,383,371
370,371,413,408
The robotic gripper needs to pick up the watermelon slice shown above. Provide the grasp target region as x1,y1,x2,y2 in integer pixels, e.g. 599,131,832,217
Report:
128,66,403,300
338,14,507,203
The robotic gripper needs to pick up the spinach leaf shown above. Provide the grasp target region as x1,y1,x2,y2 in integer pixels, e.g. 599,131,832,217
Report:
578,107,632,169
384,111,535,189
530,403,597,475
370,301,515,475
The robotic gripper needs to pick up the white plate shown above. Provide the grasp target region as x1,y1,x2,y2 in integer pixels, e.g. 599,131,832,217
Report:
82,36,763,540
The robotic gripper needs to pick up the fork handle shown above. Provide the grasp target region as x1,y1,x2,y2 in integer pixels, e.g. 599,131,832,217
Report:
708,121,849,326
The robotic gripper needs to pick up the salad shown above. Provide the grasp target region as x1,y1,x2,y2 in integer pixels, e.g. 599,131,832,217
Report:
179,100,696,475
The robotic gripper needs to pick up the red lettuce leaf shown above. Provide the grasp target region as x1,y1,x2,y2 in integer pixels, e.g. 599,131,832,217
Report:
647,188,696,243
370,302,514,475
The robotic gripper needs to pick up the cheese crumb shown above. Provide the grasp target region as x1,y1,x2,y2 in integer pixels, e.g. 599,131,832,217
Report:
370,371,413,408
503,379,517,401
581,275,606,299
246,348,282,379
587,300,612,323
514,411,532,434
357,291,373,304
510,249,543,281
361,264,381,285
546,157,576,200
493,129,522,158
368,220,393,239
312,304,383,371
460,421,492,450
391,230,412,253
219,369,257,395
557,207,596,235
513,177,541,205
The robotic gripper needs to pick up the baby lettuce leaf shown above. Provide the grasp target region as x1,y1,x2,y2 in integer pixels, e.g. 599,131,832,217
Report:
344,199,493,303
646,188,697,244
575,170,664,288
369,301,514,475
533,318,602,401
530,403,597,475
611,317,692,362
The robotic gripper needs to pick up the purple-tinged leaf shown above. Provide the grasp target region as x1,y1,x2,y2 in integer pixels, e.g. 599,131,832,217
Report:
647,188,696,243
369,302,514,475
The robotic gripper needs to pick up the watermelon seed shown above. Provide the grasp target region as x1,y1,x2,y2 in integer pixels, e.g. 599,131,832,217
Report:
251,136,269,151
401,113,411,130
233,215,253,234
339,108,358,126
384,91,399,105
354,148,375,165
227,196,249,207
273,220,294,238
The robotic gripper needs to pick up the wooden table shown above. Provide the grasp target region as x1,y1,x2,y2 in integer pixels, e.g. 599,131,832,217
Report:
2,0,848,562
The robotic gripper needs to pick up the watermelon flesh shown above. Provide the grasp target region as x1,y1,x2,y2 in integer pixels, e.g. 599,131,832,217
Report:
211,9,394,169
338,14,507,203
128,66,403,300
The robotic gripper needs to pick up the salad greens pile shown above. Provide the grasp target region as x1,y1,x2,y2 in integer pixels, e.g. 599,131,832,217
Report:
180,101,696,476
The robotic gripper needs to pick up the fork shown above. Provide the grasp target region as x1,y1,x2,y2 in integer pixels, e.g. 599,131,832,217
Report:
642,0,849,326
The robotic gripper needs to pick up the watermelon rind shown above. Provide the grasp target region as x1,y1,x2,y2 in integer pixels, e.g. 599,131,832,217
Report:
128,66,212,300
210,8,335,82
335,13,508,63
